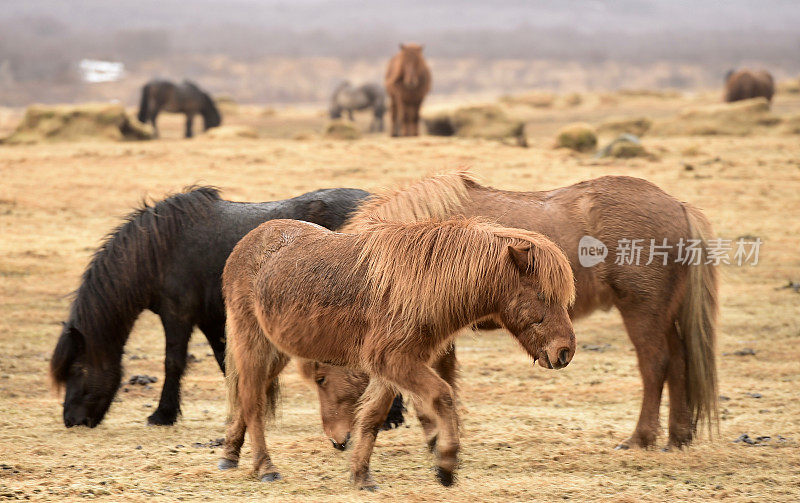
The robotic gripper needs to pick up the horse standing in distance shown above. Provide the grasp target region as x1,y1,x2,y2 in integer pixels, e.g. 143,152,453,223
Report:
724,69,775,104
385,43,431,136
329,81,386,132
137,79,222,138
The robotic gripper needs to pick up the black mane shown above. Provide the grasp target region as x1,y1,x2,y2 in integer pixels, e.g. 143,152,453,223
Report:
52,186,221,380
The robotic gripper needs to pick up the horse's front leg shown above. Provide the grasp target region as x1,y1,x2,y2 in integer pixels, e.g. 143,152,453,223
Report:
415,343,458,451
373,354,460,487
389,95,400,137
148,315,193,425
150,113,159,139
349,379,396,491
199,320,226,374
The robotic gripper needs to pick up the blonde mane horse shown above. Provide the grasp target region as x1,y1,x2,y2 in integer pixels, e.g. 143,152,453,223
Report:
309,172,718,451
218,217,575,489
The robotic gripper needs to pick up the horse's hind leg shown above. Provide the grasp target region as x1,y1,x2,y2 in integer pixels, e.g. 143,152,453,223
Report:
184,113,194,138
350,379,396,490
666,322,693,448
615,306,669,450
236,346,289,481
148,314,193,426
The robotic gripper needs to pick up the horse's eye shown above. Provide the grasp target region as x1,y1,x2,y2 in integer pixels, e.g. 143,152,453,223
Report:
536,292,545,302
315,376,326,386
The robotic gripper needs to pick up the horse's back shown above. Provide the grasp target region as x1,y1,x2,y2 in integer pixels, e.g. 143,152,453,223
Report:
469,176,694,312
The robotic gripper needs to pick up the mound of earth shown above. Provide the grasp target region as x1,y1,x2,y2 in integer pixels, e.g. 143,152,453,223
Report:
200,125,258,140
598,116,652,137
323,120,361,140
425,104,526,146
3,103,153,144
555,123,597,152
651,97,781,136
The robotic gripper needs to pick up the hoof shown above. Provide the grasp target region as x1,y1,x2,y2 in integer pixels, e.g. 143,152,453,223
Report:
147,410,178,426
436,466,455,487
260,472,281,482
217,458,238,470
614,443,630,451
359,483,379,492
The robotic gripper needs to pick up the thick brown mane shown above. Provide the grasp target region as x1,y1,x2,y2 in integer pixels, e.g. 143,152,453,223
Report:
343,171,474,231
355,217,575,334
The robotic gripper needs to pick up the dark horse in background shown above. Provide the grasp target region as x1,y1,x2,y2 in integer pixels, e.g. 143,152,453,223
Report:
137,79,221,138
329,81,386,132
50,186,370,427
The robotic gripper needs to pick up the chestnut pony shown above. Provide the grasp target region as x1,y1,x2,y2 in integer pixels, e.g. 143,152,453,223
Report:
385,43,431,137
305,172,719,450
218,217,576,489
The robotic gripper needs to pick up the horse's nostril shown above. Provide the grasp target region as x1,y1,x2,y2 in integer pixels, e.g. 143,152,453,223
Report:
558,348,570,367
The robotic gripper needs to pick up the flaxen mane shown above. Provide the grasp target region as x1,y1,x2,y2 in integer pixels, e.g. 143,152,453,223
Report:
343,172,473,231
354,217,575,334
51,187,221,382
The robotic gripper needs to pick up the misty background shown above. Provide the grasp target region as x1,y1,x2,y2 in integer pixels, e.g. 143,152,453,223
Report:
1,0,799,106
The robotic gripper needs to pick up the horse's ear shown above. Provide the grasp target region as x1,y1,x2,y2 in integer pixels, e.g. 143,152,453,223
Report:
508,245,534,274
67,326,86,351
51,325,86,383
399,43,406,50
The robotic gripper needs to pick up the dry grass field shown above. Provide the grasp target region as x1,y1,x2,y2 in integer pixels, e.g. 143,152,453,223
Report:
1,89,799,502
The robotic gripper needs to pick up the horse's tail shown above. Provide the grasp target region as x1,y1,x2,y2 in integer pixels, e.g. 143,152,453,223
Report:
137,83,150,123
678,203,720,437
223,331,282,424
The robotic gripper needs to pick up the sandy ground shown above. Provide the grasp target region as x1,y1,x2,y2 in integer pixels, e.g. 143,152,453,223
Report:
1,91,799,502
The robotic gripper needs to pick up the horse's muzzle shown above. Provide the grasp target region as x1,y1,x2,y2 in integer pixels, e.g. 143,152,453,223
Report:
330,433,350,451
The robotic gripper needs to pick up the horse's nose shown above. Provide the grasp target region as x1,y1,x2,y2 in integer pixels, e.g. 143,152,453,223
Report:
558,348,570,367
330,433,350,451
64,415,89,428
549,347,572,370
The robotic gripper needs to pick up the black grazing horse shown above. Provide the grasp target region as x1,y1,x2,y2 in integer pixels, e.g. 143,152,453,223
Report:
137,79,221,138
50,186,370,427
329,81,386,132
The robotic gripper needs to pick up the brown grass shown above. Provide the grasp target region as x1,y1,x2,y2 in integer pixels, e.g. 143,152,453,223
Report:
1,90,799,502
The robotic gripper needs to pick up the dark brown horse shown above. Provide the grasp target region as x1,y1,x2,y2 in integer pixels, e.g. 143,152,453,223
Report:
724,69,775,104
50,186,369,428
304,172,719,451
137,79,221,138
385,43,431,137
218,218,576,489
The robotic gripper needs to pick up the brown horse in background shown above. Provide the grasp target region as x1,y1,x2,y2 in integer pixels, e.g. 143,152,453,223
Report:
218,217,576,489
724,69,775,104
306,172,719,451
385,43,431,137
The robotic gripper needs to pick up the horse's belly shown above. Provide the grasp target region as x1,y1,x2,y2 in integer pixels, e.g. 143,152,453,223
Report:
261,304,364,366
